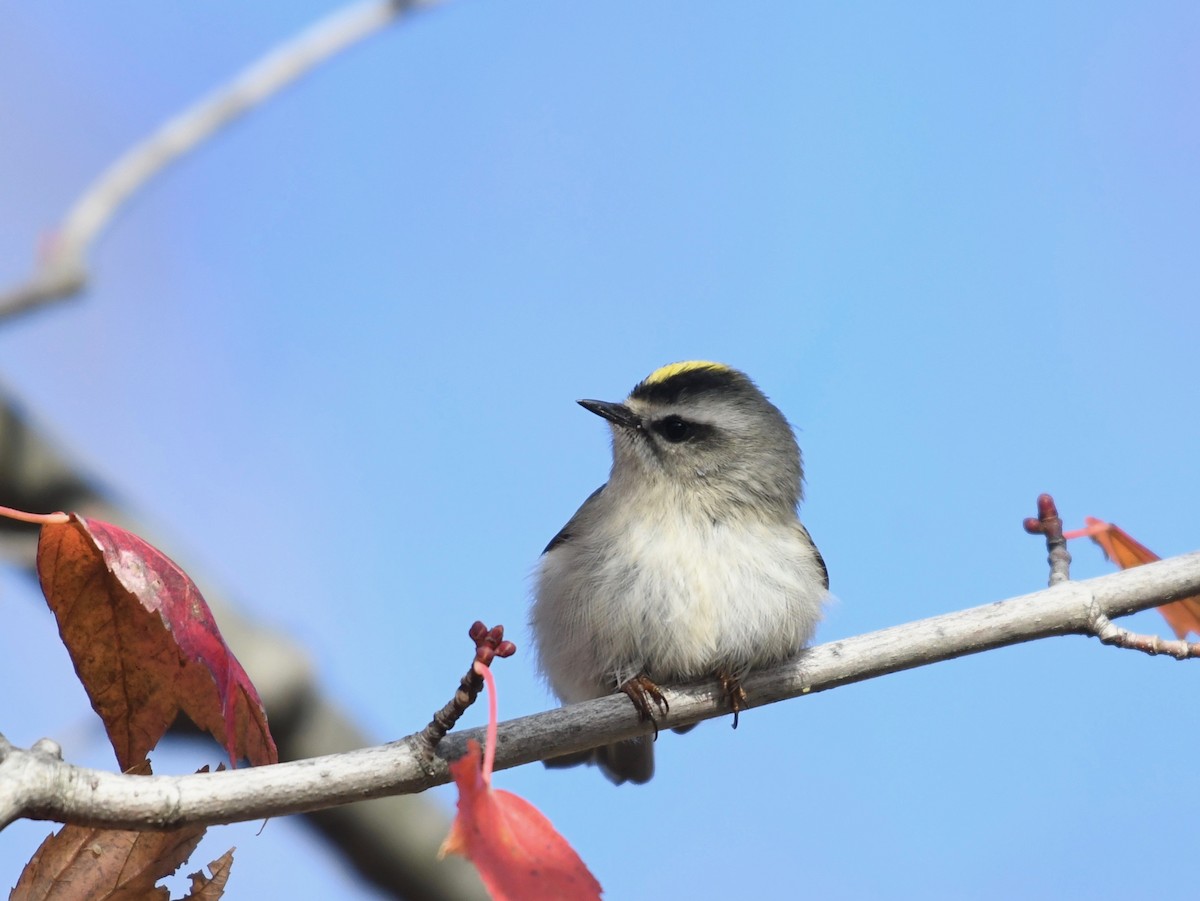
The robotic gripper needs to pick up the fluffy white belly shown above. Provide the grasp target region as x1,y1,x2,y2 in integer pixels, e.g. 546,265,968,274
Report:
534,514,825,703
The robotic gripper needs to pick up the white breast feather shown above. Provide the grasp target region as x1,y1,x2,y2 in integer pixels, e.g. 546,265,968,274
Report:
533,499,825,704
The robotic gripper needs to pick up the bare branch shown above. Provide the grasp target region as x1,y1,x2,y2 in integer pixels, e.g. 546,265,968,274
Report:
4,550,1199,832
1087,604,1200,659
415,622,517,758
0,0,440,322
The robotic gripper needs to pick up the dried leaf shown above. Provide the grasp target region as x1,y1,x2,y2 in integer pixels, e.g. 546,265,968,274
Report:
37,514,277,769
12,764,234,901
11,818,205,901
1077,516,1200,639
183,849,234,900
442,740,602,901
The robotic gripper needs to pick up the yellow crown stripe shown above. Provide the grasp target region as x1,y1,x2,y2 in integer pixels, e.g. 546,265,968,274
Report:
642,361,730,386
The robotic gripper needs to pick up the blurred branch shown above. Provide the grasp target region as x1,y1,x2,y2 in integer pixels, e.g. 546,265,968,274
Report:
0,388,484,900
0,0,440,322
4,550,1200,831
0,3,474,895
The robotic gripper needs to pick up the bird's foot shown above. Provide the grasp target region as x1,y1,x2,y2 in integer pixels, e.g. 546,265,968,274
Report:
619,674,669,739
716,670,748,729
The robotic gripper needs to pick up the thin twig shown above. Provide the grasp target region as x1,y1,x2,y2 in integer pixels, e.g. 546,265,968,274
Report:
414,622,515,759
1023,493,1072,585
1087,603,1200,659
0,0,441,322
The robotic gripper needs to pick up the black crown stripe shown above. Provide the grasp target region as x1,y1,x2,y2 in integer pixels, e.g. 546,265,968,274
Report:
629,365,745,405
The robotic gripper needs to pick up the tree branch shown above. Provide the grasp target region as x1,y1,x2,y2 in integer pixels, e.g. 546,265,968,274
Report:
1088,605,1200,659
0,0,440,322
4,550,1199,832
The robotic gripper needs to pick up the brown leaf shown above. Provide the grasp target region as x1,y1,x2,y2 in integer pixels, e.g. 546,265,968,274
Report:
1077,516,1200,639
11,765,233,901
36,515,277,770
183,849,234,900
11,819,205,901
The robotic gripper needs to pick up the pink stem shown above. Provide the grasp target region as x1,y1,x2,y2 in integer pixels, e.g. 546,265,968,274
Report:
473,661,498,785
1063,521,1110,541
0,505,69,526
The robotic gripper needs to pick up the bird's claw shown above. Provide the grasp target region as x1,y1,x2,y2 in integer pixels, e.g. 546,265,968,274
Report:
620,674,669,739
717,670,748,729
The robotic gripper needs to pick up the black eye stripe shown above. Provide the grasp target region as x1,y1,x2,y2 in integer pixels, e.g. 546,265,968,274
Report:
651,416,711,443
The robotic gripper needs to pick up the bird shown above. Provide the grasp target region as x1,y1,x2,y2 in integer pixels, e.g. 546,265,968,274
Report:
530,361,827,784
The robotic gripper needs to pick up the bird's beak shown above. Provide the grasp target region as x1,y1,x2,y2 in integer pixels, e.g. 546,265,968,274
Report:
578,399,641,431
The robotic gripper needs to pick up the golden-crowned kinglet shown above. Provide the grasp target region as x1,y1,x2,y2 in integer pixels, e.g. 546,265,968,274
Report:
531,361,828,784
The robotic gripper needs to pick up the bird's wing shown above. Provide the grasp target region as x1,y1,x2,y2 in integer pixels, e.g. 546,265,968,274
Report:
542,483,607,554
797,521,829,590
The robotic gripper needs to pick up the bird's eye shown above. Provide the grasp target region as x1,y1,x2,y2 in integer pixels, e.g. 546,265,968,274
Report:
654,416,693,443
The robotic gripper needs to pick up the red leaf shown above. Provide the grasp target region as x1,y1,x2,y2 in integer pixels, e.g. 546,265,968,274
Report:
441,740,602,901
36,514,277,769
1073,516,1200,640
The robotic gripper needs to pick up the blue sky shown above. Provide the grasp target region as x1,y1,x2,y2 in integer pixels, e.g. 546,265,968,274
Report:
2,3,1198,898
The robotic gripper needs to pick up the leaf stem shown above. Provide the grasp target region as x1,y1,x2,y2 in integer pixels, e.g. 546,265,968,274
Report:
473,661,498,785
1062,521,1109,541
0,505,70,526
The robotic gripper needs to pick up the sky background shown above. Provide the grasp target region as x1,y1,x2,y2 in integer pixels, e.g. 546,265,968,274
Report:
2,2,1198,898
